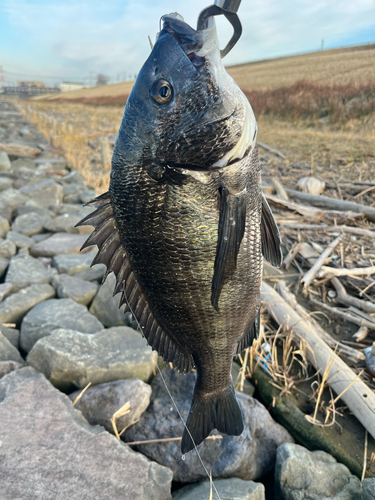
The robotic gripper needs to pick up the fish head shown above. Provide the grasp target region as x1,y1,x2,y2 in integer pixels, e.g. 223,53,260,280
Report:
115,13,257,171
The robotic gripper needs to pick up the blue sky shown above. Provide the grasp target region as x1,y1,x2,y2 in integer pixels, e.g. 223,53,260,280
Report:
1,0,374,86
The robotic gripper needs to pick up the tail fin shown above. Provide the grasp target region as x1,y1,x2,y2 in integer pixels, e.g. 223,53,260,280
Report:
181,383,243,454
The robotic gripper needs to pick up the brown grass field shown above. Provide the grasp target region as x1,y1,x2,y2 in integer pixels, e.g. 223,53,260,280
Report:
25,44,375,192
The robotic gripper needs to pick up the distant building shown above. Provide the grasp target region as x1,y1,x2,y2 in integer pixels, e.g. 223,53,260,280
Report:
18,81,46,88
59,82,85,93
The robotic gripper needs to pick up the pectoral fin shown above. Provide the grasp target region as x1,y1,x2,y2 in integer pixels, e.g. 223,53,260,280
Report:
211,187,247,311
261,194,282,267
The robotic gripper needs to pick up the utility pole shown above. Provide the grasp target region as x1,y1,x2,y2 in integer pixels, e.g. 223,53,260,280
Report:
321,39,324,51
0,66,4,85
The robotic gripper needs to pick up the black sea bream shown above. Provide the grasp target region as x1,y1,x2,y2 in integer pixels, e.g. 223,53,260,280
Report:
78,13,282,454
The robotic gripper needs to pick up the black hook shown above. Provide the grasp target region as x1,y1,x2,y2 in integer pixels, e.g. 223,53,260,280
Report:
197,0,242,58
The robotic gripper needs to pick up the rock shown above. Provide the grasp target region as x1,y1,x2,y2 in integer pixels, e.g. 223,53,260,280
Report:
0,187,29,210
173,479,265,500
0,323,19,348
15,204,53,218
0,215,10,238
0,151,11,171
0,282,13,302
58,203,86,214
62,183,86,203
44,212,91,234
124,368,293,483
0,367,173,500
6,230,34,249
19,178,63,207
275,443,362,500
0,177,13,191
80,189,96,204
20,298,104,353
52,252,94,274
362,479,375,500
75,264,106,282
11,211,50,236
5,254,57,291
89,273,127,327
30,232,89,257
297,176,326,195
0,360,23,379
69,378,152,434
0,257,9,278
0,283,55,324
0,332,24,364
61,170,85,185
0,239,16,259
53,273,98,305
28,326,157,391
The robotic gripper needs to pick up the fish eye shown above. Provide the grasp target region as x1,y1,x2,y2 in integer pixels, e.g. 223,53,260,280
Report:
150,80,173,105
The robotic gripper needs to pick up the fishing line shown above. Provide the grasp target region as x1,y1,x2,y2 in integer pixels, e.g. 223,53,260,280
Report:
122,288,222,500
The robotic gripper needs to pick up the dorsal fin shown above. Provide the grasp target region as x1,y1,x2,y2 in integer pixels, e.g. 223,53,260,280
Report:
76,192,194,373
261,194,282,267
211,186,247,311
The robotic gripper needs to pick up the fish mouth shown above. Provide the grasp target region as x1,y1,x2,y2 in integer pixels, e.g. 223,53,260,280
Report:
160,14,215,69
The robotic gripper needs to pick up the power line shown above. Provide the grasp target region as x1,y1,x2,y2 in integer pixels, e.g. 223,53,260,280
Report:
3,69,91,81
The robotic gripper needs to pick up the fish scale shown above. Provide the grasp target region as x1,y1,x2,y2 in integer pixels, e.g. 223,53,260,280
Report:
77,13,282,453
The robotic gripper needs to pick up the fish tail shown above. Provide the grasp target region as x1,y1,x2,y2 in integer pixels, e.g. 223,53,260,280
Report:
181,383,243,454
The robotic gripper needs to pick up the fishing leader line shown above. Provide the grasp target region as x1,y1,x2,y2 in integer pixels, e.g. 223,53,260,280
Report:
122,289,222,500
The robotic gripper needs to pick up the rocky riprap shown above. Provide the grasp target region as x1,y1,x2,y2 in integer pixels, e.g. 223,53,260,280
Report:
0,99,373,499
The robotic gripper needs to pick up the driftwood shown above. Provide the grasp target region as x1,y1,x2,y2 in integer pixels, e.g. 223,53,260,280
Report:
301,235,343,289
269,178,289,200
0,142,42,159
330,278,375,314
318,265,375,279
284,188,375,222
261,281,375,441
277,281,365,363
266,195,362,225
309,297,375,330
279,223,375,240
283,242,302,270
257,141,286,159
353,326,369,342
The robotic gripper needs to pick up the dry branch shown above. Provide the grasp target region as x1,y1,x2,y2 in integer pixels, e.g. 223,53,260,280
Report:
301,235,343,289
318,266,375,279
279,223,375,240
257,141,286,159
309,297,375,330
269,178,289,200
261,281,375,441
330,278,375,314
0,142,42,159
283,242,302,270
284,188,375,222
277,280,364,363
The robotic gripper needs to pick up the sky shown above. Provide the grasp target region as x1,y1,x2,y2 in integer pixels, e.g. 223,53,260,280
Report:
0,0,375,86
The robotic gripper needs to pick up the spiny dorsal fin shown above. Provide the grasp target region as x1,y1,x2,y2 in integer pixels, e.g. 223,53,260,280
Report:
261,194,282,268
75,192,194,373
211,186,247,311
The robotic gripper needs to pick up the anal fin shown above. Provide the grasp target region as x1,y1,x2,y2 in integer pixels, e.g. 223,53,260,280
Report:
211,187,247,311
235,309,260,354
261,194,282,267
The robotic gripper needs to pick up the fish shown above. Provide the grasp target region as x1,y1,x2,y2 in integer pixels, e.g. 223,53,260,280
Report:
77,13,282,454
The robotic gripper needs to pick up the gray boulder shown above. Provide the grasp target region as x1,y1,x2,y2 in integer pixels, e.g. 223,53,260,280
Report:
0,215,10,238
89,272,127,327
0,367,173,500
75,265,106,282
52,252,94,274
0,239,16,259
0,151,11,171
20,298,103,352
0,283,55,324
11,212,50,236
15,204,53,218
0,282,13,302
53,273,98,305
5,254,57,291
30,232,88,257
362,479,375,500
62,183,86,203
19,178,63,207
0,332,24,364
44,213,92,234
124,367,293,483
0,323,19,349
69,378,152,434
173,479,265,500
0,187,29,210
0,360,23,379
61,170,85,185
0,177,13,191
6,231,34,249
27,326,157,391
275,443,362,500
